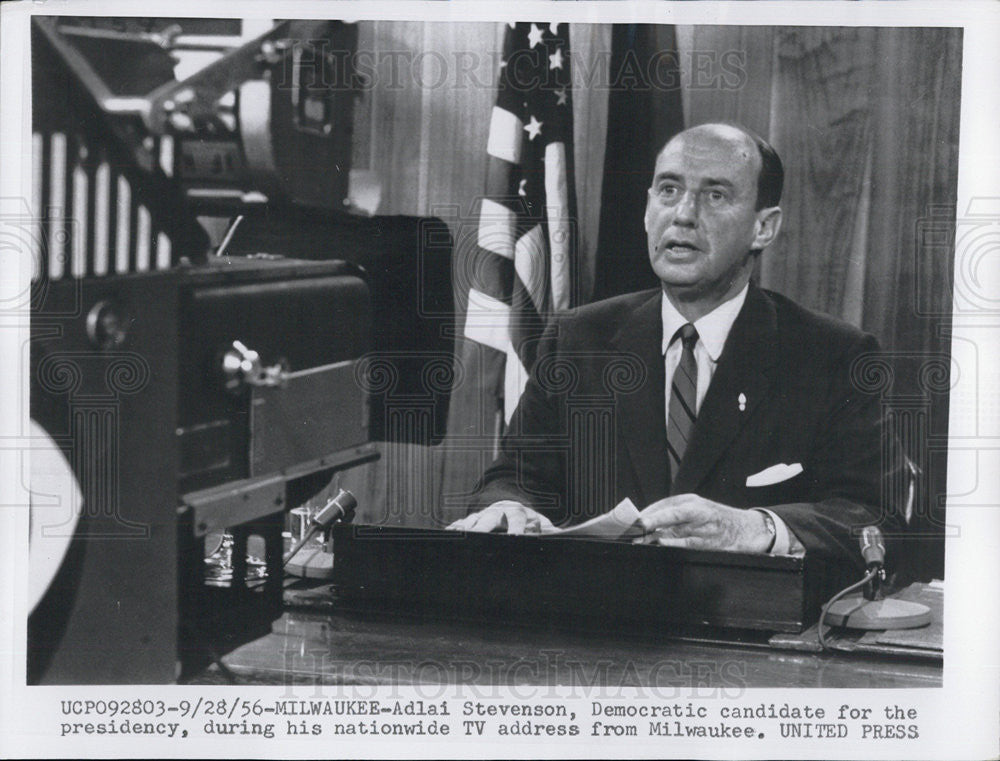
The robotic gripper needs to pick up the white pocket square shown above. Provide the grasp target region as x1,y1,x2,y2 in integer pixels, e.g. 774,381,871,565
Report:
745,462,803,487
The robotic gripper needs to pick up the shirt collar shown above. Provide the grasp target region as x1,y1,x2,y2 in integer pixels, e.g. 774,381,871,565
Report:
661,283,749,361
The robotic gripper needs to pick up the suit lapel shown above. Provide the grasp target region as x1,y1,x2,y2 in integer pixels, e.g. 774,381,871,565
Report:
672,284,779,494
613,291,669,506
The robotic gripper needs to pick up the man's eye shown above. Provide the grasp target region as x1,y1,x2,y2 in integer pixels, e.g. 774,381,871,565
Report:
706,189,727,203
657,184,679,198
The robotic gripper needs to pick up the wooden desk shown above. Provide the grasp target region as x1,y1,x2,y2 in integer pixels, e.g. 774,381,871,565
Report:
198,599,942,689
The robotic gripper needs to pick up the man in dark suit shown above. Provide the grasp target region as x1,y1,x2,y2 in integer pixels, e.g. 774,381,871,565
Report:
449,123,903,581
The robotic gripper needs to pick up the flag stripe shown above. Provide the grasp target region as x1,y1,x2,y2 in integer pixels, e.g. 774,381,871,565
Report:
504,343,530,424
486,106,523,164
478,198,516,259
544,141,572,310
514,223,547,312
467,246,515,303
464,288,512,353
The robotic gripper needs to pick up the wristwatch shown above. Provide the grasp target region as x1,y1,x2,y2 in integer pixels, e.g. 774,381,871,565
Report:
759,510,777,553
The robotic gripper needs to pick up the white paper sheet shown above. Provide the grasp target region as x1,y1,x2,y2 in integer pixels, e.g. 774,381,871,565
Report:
538,498,644,540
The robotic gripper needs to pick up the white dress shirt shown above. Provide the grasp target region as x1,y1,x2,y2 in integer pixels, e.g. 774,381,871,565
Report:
661,285,800,555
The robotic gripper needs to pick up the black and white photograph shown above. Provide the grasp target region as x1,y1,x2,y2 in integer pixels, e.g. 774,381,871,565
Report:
0,1,997,758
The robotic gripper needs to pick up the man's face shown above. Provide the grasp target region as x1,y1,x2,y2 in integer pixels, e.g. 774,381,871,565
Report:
645,126,776,306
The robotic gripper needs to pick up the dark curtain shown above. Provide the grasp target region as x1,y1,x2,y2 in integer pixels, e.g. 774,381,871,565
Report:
592,24,685,301
863,28,962,580
762,27,961,580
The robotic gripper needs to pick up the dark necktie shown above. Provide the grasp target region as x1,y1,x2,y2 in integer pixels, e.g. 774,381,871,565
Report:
667,323,699,485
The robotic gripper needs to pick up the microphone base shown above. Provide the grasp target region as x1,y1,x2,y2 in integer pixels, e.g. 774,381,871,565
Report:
825,594,932,630
285,546,336,579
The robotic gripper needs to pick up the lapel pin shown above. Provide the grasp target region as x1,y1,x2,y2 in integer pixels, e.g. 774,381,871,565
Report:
738,392,747,412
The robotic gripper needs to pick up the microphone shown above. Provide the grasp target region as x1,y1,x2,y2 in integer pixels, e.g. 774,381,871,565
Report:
283,489,357,573
313,489,357,528
859,525,885,569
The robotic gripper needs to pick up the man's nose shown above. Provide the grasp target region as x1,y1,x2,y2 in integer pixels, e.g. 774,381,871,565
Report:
672,190,698,226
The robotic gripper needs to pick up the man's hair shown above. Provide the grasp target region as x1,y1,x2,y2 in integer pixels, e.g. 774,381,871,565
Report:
743,127,784,211
709,122,784,210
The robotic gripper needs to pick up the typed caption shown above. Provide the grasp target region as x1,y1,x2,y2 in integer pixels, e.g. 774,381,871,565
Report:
51,694,921,744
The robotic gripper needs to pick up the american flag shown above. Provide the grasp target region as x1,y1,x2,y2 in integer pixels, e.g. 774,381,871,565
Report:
461,21,577,431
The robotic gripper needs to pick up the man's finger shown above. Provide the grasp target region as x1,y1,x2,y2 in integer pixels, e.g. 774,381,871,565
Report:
653,535,691,547
666,523,696,539
478,510,508,533
654,535,699,548
638,503,703,531
633,531,711,548
637,500,686,520
633,526,681,544
506,509,527,535
654,534,715,549
446,514,480,531
456,510,499,533
658,534,715,549
538,518,560,535
523,512,554,534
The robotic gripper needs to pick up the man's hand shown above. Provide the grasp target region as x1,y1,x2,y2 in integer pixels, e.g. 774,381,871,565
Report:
446,501,554,535
636,493,772,552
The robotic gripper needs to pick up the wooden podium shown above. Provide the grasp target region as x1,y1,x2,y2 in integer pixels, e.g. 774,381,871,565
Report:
331,524,823,634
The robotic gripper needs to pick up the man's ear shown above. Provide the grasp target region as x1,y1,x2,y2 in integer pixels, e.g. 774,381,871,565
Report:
752,206,782,251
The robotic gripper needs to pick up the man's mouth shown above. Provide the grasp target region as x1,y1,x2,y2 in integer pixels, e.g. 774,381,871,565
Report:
663,240,701,255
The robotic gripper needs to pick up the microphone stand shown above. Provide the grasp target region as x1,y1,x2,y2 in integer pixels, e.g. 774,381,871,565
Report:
817,526,932,651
